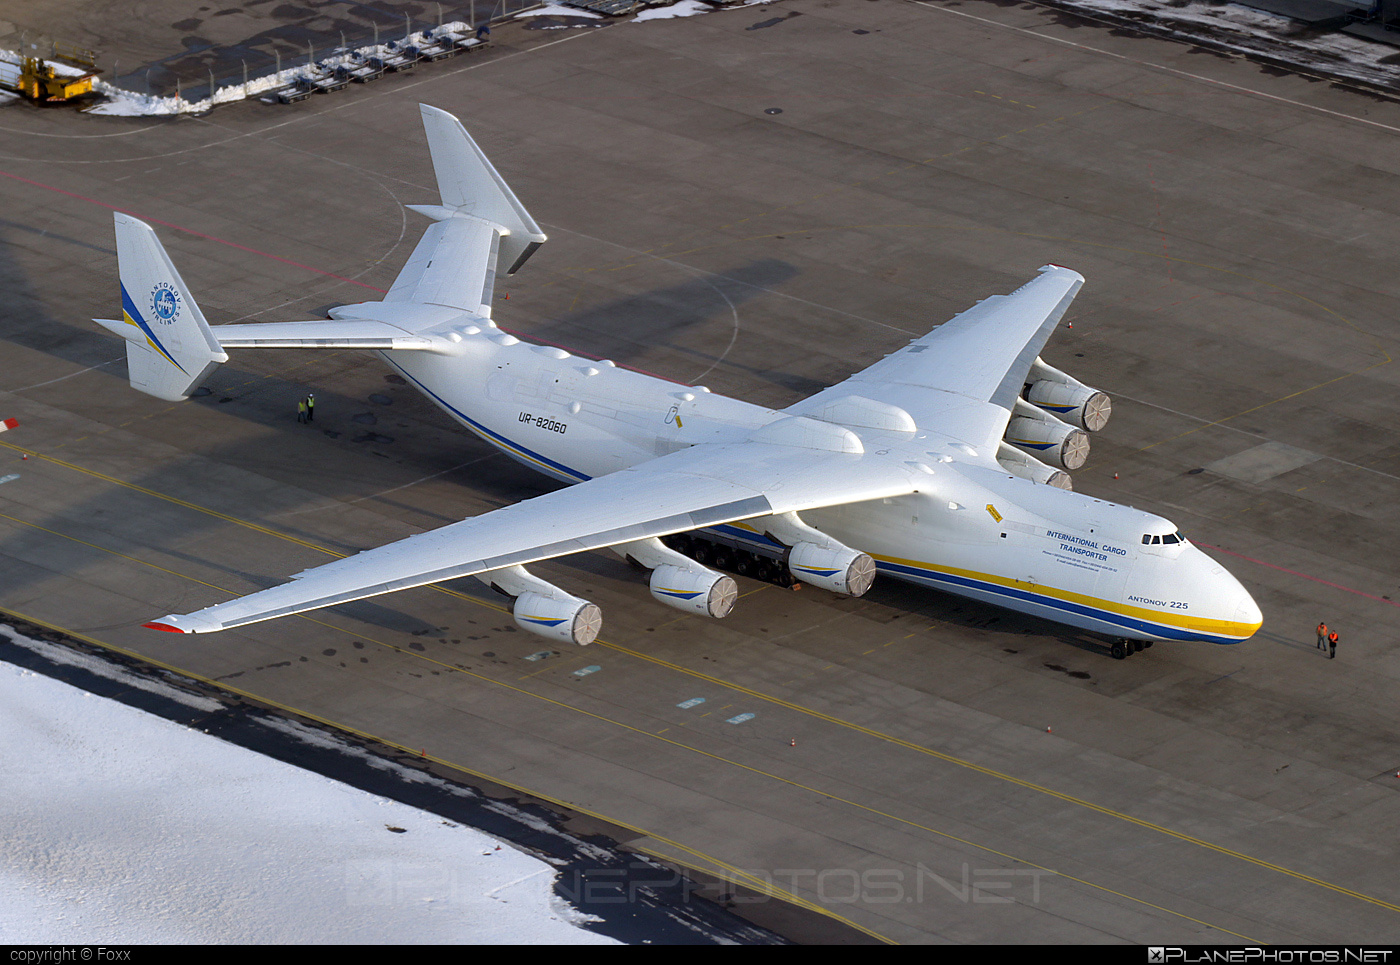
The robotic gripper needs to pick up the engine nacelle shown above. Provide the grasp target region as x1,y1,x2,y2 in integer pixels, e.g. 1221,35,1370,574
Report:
996,442,1072,490
788,542,877,597
1005,399,1089,471
512,591,603,646
649,565,738,618
1025,358,1111,431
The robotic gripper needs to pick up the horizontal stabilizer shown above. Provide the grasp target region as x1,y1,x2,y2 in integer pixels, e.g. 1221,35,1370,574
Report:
211,320,445,351
385,217,502,317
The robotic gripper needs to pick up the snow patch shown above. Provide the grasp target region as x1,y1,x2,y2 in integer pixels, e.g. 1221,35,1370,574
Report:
517,3,605,17
1048,1,1400,91
0,641,619,943
0,625,221,712
634,0,717,21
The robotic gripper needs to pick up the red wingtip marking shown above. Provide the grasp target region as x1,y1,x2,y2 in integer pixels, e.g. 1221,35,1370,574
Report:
143,621,186,633
0,418,16,429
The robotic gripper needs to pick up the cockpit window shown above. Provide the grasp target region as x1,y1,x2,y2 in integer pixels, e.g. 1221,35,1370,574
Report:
1142,531,1184,545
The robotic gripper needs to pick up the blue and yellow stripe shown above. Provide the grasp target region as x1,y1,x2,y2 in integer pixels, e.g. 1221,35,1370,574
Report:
871,553,1257,644
120,283,187,375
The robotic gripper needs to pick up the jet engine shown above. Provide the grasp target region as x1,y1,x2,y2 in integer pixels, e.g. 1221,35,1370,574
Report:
996,441,1072,490
760,513,878,597
1005,398,1089,472
512,591,603,646
482,564,602,645
615,537,739,618
788,542,878,596
1024,358,1112,432
649,565,738,618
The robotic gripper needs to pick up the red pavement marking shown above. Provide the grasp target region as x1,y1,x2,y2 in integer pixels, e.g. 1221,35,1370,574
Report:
1197,541,1400,609
2,169,690,384
0,169,385,291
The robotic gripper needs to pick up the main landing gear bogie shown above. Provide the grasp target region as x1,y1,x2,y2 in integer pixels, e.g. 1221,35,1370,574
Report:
661,533,798,588
1110,638,1154,660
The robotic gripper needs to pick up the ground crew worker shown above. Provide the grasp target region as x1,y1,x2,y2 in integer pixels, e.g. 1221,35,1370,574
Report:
306,393,315,423
297,398,307,424
1316,622,1328,650
1328,629,1338,660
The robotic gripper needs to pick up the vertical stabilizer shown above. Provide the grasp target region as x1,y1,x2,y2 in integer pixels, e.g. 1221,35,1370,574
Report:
105,214,228,401
418,104,547,275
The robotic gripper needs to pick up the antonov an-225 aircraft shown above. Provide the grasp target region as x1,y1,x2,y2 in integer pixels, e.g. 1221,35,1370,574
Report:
95,105,1262,660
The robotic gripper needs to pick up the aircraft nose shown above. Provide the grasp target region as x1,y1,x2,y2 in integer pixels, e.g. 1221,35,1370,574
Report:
1233,584,1263,637
1189,543,1262,640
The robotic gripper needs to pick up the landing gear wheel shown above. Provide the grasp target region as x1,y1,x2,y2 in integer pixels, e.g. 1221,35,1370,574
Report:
1111,641,1127,660
1133,640,1144,653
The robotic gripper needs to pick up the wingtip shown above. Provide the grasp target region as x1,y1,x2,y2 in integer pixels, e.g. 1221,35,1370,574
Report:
143,621,187,633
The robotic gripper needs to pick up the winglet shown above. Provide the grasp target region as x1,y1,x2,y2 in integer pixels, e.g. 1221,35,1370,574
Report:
418,104,547,275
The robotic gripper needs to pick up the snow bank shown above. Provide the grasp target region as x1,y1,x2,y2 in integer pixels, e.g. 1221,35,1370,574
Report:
25,21,491,117
634,0,718,20
0,649,618,943
517,3,605,18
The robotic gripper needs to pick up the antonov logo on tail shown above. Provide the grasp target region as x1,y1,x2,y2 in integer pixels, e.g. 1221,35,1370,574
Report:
95,104,1262,662
151,282,180,323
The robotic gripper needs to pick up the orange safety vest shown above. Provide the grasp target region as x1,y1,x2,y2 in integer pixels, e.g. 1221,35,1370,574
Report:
1328,632,1338,645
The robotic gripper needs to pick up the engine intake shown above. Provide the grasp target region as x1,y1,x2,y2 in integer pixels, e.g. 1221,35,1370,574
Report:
512,592,602,646
996,442,1073,489
649,565,738,617
1005,399,1089,471
481,564,602,645
1025,358,1112,432
788,542,877,597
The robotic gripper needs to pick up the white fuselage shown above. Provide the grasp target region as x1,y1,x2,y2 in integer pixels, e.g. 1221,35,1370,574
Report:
373,315,1262,645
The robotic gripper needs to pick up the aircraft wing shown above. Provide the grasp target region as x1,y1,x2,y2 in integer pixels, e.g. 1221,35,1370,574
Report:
788,265,1084,445
145,441,920,633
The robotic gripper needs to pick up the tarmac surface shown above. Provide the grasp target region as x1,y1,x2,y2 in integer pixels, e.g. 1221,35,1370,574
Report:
2,0,1400,944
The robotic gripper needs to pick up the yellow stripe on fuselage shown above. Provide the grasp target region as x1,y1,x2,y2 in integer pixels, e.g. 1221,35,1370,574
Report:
871,552,1260,640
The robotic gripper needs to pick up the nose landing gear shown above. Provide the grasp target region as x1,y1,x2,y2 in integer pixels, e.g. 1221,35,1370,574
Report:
1110,639,1153,659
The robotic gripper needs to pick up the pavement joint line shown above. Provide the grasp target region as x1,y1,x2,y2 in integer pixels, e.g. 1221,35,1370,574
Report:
5,432,1398,918
0,169,384,292
4,310,1395,918
0,594,1253,944
907,0,1400,135
2,55,1394,916
0,485,1376,931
